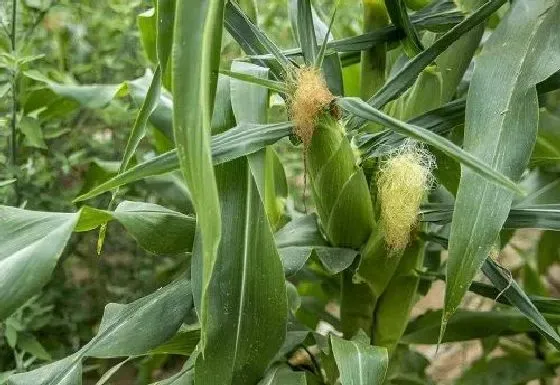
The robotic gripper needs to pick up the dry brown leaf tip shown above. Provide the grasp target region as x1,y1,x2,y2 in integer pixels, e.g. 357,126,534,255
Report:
289,67,334,148
378,142,435,251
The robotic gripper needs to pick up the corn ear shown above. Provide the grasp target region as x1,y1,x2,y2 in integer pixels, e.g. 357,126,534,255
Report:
372,238,425,353
307,115,375,249
340,269,376,339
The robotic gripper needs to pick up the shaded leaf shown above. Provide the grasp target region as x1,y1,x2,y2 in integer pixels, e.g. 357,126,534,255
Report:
85,279,192,358
0,207,79,320
456,357,552,385
7,354,81,385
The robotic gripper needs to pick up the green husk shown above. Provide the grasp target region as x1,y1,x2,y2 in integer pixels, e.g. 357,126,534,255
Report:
307,116,375,249
372,239,425,354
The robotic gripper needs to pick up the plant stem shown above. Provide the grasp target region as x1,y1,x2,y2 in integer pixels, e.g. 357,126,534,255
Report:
10,0,19,205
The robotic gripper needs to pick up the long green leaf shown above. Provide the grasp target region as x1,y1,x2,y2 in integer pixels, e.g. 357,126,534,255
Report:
330,334,388,385
85,279,192,357
257,365,307,385
403,309,560,344
337,97,521,193
358,98,465,158
444,0,560,335
193,59,287,384
456,357,552,385
119,66,162,175
157,0,175,72
74,121,293,202
7,354,82,385
220,69,287,93
251,1,464,59
193,157,287,385
348,0,506,129
224,1,290,78
229,60,288,229
8,279,193,384
421,203,560,231
481,258,560,349
421,233,560,348
172,0,226,353
416,265,560,314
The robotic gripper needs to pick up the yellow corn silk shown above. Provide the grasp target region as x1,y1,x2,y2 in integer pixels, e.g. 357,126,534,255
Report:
377,144,434,251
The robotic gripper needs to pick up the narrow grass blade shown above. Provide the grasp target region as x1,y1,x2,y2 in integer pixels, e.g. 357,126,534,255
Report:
250,1,464,59
156,0,175,72
315,8,336,69
358,98,465,158
421,203,560,231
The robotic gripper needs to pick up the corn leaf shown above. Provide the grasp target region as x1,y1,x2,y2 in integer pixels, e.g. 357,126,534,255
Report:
385,0,424,57
192,157,288,384
224,1,290,78
421,233,560,347
0,207,79,320
193,59,287,384
74,121,293,202
444,0,560,335
421,203,560,231
358,98,465,158
403,309,560,344
337,97,521,193
456,357,552,385
296,0,318,65
251,0,464,59
275,214,358,276
257,365,307,385
330,334,388,385
8,279,193,384
347,0,506,130
481,258,560,349
220,69,287,93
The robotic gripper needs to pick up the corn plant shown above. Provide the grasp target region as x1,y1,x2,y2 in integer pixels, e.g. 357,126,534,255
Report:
2,0,560,384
